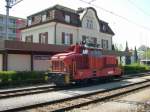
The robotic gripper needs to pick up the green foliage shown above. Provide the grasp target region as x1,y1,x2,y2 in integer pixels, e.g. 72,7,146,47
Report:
143,49,150,59
125,41,131,65
114,44,123,51
122,63,150,74
0,71,47,87
134,46,138,63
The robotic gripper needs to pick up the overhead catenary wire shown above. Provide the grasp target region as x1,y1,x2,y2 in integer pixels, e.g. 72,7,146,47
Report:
79,0,150,31
10,0,24,7
128,0,150,17
88,0,96,4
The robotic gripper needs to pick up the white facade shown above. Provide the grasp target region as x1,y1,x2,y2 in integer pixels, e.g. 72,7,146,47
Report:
21,7,113,50
55,24,78,44
0,54,3,70
22,22,55,44
7,54,31,71
79,8,112,50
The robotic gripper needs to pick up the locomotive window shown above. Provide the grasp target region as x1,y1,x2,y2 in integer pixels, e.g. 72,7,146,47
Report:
88,50,102,57
97,50,102,56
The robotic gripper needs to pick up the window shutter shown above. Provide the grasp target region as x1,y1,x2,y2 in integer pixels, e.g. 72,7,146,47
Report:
101,39,104,48
39,33,41,43
31,35,33,42
70,33,73,44
106,40,108,49
45,32,48,44
25,36,27,42
62,32,65,44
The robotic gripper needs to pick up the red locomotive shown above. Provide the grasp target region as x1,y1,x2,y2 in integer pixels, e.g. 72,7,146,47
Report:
48,44,122,85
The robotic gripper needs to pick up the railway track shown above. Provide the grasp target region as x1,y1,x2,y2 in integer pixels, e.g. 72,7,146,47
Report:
0,74,150,112
25,79,150,112
0,85,58,99
0,72,149,100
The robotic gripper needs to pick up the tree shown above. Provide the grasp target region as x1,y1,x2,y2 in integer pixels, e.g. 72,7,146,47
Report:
138,45,149,51
112,44,115,51
134,46,138,63
138,45,150,60
114,44,123,51
143,49,150,59
125,41,131,65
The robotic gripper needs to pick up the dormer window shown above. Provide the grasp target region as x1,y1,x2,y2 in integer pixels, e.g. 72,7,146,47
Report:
102,25,106,31
28,19,32,26
65,15,70,23
42,14,46,22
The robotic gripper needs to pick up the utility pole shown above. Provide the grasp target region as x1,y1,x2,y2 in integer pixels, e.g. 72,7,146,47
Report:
5,0,23,40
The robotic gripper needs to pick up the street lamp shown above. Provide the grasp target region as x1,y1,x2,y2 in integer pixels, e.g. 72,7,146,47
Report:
5,0,23,40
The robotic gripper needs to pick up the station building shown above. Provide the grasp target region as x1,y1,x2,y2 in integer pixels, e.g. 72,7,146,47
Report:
21,5,114,50
0,5,128,71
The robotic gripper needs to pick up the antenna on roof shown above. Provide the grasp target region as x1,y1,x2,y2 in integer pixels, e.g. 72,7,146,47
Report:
76,7,84,13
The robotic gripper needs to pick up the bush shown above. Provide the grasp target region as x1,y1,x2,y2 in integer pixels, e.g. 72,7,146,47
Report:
0,71,47,87
122,63,150,74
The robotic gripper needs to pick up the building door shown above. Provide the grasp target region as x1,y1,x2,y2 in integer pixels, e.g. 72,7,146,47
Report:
33,55,51,71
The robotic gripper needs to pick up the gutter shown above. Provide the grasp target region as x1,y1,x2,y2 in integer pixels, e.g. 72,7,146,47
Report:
54,22,58,44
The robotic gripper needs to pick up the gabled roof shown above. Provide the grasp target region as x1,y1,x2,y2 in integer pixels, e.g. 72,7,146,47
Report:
25,5,114,35
79,7,115,35
99,20,115,35
28,4,77,18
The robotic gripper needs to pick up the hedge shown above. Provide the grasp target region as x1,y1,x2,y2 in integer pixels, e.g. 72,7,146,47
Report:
0,71,48,87
122,63,150,74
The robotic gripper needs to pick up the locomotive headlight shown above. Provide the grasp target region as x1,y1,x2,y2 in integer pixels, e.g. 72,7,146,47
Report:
64,67,67,72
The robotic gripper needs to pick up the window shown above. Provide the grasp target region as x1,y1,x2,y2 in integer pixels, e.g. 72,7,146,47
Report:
86,19,89,28
90,37,97,44
65,15,70,23
102,25,106,31
28,19,32,26
42,15,46,22
0,17,3,23
9,19,16,24
82,35,88,43
82,36,97,44
39,32,48,44
101,39,108,49
8,28,16,34
89,20,93,29
86,19,93,29
25,35,33,42
0,27,3,32
62,32,73,45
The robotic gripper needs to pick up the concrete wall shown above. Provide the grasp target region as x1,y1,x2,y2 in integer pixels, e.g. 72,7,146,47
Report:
0,54,2,71
7,54,31,71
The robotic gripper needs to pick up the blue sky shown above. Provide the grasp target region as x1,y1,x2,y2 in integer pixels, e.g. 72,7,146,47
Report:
0,0,150,49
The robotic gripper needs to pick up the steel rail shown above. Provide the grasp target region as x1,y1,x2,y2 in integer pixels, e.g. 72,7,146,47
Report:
0,72,149,100
1,78,150,112
36,80,150,112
